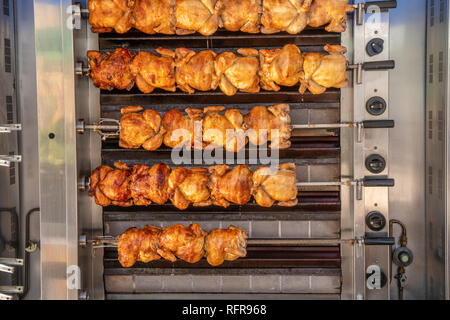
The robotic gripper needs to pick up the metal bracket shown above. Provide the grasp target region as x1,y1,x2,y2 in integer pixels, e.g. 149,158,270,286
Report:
0,292,13,300
348,60,395,84
354,1,398,25
0,124,22,133
0,286,24,294
77,119,121,140
75,62,90,77
0,264,14,274
0,155,22,168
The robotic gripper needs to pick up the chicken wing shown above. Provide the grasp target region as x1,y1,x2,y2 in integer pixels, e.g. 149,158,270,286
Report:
88,0,134,34
243,104,292,149
162,108,204,149
129,48,176,93
89,161,133,207
168,167,211,210
129,163,171,205
308,0,354,33
218,0,261,33
205,225,248,266
215,48,260,96
117,226,162,268
175,48,219,94
132,0,175,34
261,0,312,34
259,44,303,91
202,106,247,152
252,162,298,207
174,0,221,36
157,224,208,263
300,44,348,95
208,165,253,208
119,106,165,150
87,48,136,91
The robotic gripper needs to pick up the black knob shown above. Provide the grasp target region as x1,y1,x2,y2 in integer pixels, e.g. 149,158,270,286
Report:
393,247,414,267
366,96,387,116
366,38,384,56
365,154,386,174
366,211,386,231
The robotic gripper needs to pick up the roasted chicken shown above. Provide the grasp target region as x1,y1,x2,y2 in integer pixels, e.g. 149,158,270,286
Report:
116,224,248,267
175,48,219,94
157,224,208,263
173,0,221,36
243,104,292,149
168,167,211,210
205,225,248,266
215,49,260,96
132,0,175,34
261,0,312,34
129,48,176,93
129,163,171,205
308,0,354,33
202,106,247,152
300,44,348,95
119,106,165,150
252,162,298,207
89,161,133,207
162,108,204,149
208,164,253,208
118,226,162,267
218,0,261,33
259,44,303,92
88,0,134,34
89,163,298,209
87,48,136,91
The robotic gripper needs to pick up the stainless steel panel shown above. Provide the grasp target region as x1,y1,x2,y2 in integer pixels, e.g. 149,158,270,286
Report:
34,0,78,299
390,0,427,300
426,0,449,300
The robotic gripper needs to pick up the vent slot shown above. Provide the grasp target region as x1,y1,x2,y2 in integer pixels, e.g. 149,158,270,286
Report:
438,110,444,141
3,0,8,16
4,38,11,73
429,54,434,84
428,110,433,140
6,95,13,124
440,0,445,23
439,51,443,83
430,0,435,27
428,166,433,195
9,151,15,185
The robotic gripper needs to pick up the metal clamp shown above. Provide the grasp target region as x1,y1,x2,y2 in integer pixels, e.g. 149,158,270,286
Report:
0,264,14,274
78,176,91,192
75,62,90,77
0,155,22,168
0,286,24,294
73,2,90,16
77,119,121,140
348,60,396,85
0,292,13,300
0,258,24,266
354,1,398,25
0,124,22,133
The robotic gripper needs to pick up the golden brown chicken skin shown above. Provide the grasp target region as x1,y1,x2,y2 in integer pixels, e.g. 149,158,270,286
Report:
308,0,354,33
300,44,348,95
157,224,208,263
119,106,165,150
261,0,312,34
132,0,175,34
88,0,134,34
129,48,176,93
218,0,261,33
162,108,204,149
168,167,211,210
175,48,219,94
87,48,136,91
259,44,303,91
208,165,253,208
252,162,298,207
129,163,171,205
202,106,247,152
243,104,292,149
174,0,221,36
90,161,133,207
205,225,248,266
215,49,260,96
118,226,162,268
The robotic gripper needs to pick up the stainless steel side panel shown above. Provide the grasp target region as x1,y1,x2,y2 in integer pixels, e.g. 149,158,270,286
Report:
34,0,78,300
